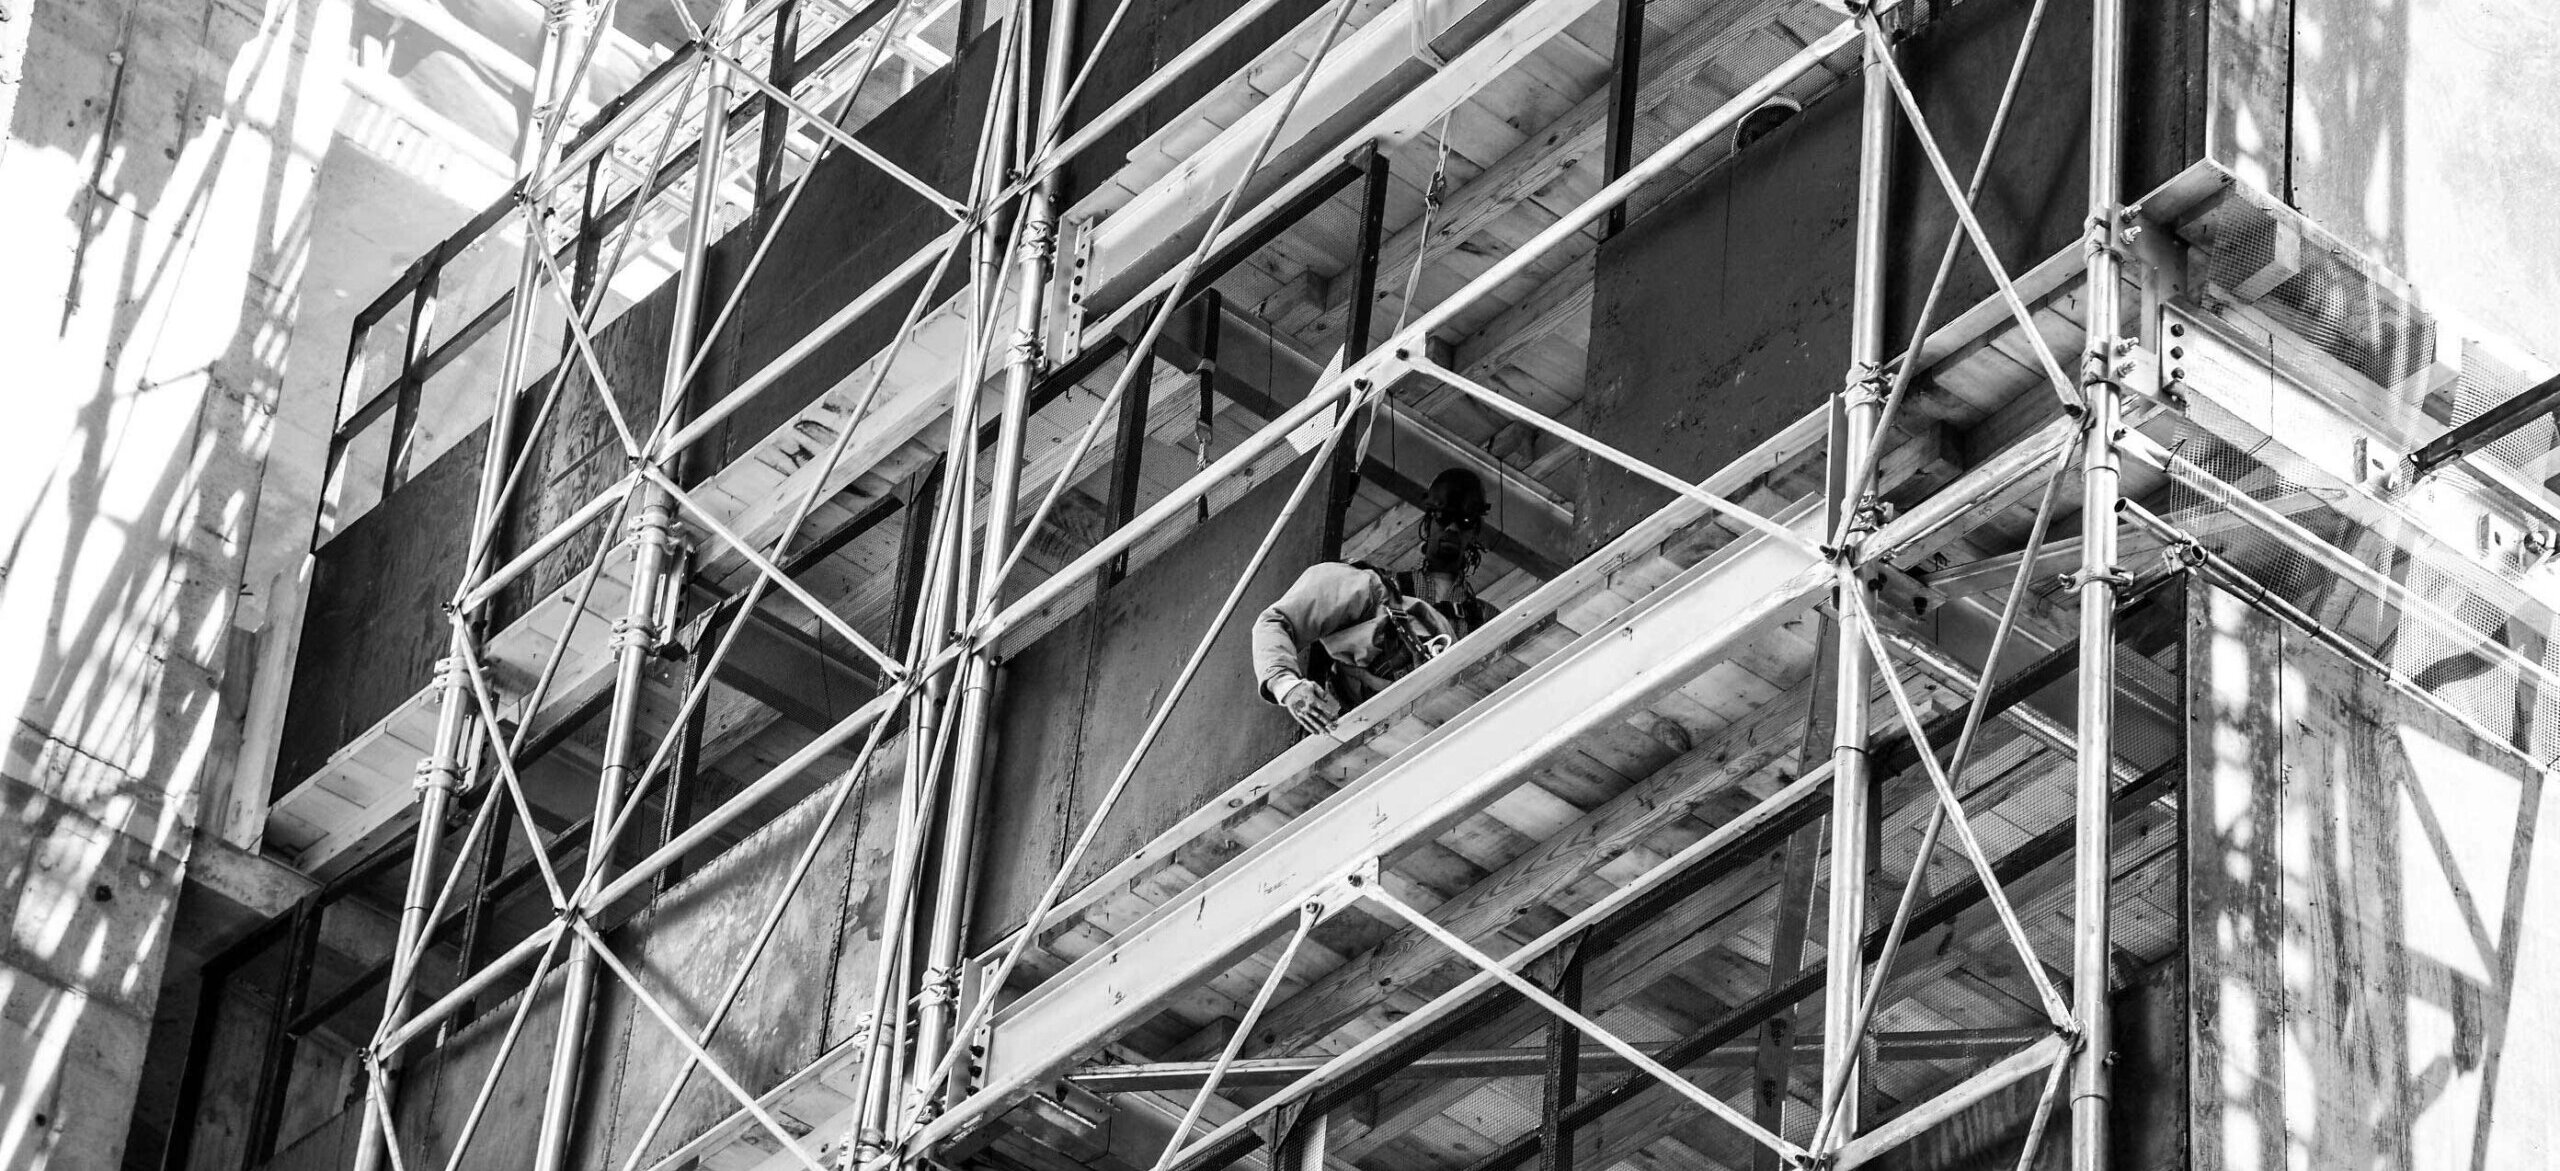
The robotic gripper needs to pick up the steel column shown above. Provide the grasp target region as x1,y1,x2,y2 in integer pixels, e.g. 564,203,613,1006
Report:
1599,0,1646,237
1322,144,1391,559
1193,290,1223,524
244,900,325,1163
1818,30,1894,1157
756,0,803,210
1536,948,1585,1171
1104,350,1156,586
911,0,1057,1111
2072,0,2128,1161
533,31,736,1171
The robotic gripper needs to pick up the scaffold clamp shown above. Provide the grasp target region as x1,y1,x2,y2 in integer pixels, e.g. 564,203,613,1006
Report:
2061,565,2135,592
412,757,460,795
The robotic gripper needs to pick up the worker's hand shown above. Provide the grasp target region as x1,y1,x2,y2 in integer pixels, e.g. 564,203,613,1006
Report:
1278,678,1341,736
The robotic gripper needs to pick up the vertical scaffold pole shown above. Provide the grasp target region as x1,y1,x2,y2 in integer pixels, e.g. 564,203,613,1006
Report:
1819,26,1893,1157
2073,0,2126,1162
531,33,735,1171
913,0,1069,1116
350,2,584,1167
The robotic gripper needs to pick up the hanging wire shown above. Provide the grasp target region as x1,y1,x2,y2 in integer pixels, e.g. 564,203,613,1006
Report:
1389,108,1456,339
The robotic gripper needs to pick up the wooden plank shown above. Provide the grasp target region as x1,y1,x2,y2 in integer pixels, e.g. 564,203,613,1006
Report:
1240,659,1815,1056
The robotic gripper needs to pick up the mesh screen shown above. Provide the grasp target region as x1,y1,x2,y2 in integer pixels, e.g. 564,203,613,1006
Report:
2160,178,2560,763
2153,393,2560,765
2182,188,2436,388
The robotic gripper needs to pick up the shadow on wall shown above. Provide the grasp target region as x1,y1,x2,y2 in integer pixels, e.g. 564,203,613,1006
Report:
2286,0,2560,365
0,0,344,1161
2188,584,2555,1171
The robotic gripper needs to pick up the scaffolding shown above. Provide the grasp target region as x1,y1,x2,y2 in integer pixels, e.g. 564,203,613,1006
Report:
227,0,2560,1168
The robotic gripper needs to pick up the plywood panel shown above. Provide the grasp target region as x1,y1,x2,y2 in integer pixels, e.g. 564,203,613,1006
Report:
970,461,1323,950
371,758,904,1170
275,427,486,793
2188,580,2559,1169
583,762,884,1170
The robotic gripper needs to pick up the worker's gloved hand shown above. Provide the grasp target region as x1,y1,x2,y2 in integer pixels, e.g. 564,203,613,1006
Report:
1278,678,1341,736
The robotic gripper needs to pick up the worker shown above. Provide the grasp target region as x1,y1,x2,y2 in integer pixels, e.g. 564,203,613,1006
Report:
1253,468,1499,735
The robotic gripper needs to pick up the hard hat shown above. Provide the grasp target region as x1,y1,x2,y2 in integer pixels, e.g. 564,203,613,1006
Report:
1425,467,1490,524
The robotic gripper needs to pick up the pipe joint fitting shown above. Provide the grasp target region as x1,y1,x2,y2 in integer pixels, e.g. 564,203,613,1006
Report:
916,967,961,1008
2159,538,2208,572
2063,565,2134,593
609,615,661,654
2079,337,2137,395
1843,363,1888,410
2083,209,2138,260
627,510,681,549
413,758,462,795
1846,496,1894,541
1017,214,1057,258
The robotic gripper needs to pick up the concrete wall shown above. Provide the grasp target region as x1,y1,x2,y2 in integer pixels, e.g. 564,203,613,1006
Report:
2274,0,2560,368
2187,580,2560,1167
0,0,354,1157
1575,0,2202,551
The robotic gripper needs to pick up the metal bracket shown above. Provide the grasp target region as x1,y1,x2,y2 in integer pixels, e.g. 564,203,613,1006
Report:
1524,935,1586,993
1056,218,1096,365
1263,1099,1309,1160
2154,320,2192,408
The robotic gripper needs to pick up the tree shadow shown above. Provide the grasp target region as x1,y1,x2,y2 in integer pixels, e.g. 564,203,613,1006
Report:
0,0,330,1160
